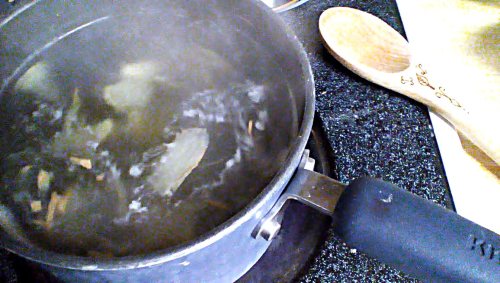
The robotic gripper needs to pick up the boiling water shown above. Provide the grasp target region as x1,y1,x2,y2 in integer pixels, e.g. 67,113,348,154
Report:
0,48,295,257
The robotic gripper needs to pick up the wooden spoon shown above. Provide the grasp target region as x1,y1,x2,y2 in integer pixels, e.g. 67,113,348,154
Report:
319,7,499,165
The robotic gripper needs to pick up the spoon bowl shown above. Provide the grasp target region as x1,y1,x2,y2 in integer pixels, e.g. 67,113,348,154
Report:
320,7,410,73
319,7,500,164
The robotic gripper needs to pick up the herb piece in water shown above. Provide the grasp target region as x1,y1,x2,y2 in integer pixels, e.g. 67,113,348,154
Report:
49,89,113,157
14,61,61,102
103,62,159,112
147,128,209,197
45,192,59,228
30,200,42,213
69,157,92,170
37,170,53,192
38,191,71,229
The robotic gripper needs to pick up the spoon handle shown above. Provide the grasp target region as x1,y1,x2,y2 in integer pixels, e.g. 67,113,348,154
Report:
392,63,500,164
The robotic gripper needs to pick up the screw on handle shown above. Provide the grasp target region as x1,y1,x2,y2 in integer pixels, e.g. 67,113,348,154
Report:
333,177,500,283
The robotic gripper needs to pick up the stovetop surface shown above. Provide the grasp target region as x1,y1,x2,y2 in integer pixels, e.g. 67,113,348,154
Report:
0,0,453,282
279,0,453,282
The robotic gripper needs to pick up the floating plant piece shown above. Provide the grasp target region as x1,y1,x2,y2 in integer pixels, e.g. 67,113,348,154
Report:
50,89,113,157
14,61,61,102
103,61,159,112
69,157,92,170
30,200,42,213
37,170,53,192
147,128,209,197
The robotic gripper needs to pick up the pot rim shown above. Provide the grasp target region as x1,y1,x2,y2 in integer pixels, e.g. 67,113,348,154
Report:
0,0,316,271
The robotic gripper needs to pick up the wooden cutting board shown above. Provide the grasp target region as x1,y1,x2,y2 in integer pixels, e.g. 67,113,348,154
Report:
396,0,499,234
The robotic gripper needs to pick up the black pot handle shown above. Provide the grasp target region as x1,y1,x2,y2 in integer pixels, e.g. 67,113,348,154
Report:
333,177,500,283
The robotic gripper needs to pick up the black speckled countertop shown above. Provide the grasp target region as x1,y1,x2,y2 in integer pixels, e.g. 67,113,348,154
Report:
280,0,453,282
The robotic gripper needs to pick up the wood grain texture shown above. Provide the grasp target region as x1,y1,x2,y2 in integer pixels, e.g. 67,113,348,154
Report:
319,6,500,164
396,0,499,234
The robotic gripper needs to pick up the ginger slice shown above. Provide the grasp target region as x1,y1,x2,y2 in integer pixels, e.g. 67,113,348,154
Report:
69,157,92,169
37,170,53,192
147,128,209,197
30,200,42,213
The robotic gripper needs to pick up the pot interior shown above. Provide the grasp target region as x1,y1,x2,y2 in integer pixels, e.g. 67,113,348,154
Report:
0,0,308,257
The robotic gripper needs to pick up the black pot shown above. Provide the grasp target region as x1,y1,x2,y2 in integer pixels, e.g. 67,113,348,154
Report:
0,1,314,282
